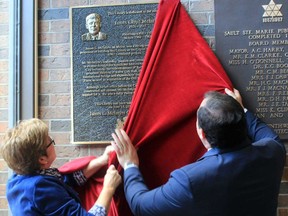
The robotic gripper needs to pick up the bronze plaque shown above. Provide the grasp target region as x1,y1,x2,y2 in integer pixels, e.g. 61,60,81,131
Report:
215,0,288,139
71,3,158,143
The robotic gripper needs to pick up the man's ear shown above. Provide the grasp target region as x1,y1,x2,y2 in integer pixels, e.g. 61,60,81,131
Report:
199,129,212,150
38,156,48,165
197,127,206,140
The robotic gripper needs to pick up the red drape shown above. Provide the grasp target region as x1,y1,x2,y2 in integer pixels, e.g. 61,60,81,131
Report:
60,0,232,215
109,0,232,214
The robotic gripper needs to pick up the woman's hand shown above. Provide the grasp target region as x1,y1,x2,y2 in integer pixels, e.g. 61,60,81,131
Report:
83,145,115,179
95,165,121,210
103,164,122,191
99,145,114,166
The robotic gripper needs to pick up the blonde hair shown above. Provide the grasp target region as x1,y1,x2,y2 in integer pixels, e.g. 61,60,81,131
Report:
0,118,49,175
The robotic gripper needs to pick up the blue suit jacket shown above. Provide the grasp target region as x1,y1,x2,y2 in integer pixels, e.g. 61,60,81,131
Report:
7,172,93,215
124,111,286,216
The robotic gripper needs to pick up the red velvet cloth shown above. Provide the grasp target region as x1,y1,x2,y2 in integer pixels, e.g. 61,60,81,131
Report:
59,157,119,216
59,157,107,210
109,0,232,215
60,0,233,215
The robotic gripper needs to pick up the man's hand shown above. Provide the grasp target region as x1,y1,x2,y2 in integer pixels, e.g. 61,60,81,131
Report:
111,129,139,169
225,88,244,108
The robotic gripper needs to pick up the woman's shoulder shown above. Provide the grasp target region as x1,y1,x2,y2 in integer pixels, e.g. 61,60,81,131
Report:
8,173,62,189
7,174,62,207
7,174,81,215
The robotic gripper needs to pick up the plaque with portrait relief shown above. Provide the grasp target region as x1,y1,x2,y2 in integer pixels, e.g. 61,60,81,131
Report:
71,3,158,144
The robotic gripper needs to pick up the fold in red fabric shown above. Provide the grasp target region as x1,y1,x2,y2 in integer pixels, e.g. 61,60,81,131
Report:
59,157,109,211
109,0,232,215
60,0,232,215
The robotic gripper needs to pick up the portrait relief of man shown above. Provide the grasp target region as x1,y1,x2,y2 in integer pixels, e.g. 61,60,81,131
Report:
81,13,107,41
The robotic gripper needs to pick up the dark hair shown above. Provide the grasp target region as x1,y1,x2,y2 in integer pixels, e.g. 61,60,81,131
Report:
197,91,247,149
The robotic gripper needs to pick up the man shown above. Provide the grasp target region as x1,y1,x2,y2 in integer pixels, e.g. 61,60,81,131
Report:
82,13,107,41
111,88,286,216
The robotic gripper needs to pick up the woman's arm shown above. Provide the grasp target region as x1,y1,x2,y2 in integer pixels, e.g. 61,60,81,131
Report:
83,145,114,179
88,165,122,215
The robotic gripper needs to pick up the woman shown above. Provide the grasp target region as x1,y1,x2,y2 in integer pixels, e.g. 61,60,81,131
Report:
0,118,121,216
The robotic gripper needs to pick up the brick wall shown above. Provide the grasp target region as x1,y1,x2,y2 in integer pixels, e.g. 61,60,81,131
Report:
0,0,9,214
0,0,287,215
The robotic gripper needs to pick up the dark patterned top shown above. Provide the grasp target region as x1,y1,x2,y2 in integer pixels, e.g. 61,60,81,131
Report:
89,204,107,216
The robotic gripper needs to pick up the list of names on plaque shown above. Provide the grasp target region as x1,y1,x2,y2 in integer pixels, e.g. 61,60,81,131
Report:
215,0,288,139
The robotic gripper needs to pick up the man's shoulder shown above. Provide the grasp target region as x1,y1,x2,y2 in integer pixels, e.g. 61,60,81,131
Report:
253,137,286,155
173,160,211,178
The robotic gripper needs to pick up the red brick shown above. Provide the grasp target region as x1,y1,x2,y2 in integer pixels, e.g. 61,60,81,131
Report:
0,48,8,59
0,173,8,185
0,184,6,197
90,146,107,156
279,208,288,216
50,20,70,32
0,198,8,209
55,145,85,158
39,106,71,119
0,85,8,97
0,12,9,24
38,0,51,9
279,195,288,207
90,0,127,5
283,167,288,182
50,69,71,81
51,0,89,8
0,1,9,12
190,12,210,25
50,94,71,106
0,36,8,48
39,69,50,81
38,21,50,33
49,132,71,144
0,60,8,71
39,56,70,69
53,158,70,168
0,160,8,172
39,32,70,44
50,44,70,56
0,122,9,133
39,80,70,94
0,97,8,108
0,25,9,38
190,0,214,12
0,73,8,83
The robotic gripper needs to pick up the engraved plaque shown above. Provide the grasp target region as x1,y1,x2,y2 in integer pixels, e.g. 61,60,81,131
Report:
71,3,158,143
215,0,288,139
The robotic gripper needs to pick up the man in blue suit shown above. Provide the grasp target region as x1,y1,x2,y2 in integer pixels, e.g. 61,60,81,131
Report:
111,88,286,216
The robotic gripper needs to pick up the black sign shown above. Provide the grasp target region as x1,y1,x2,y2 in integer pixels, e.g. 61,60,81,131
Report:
71,3,158,143
215,0,288,139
